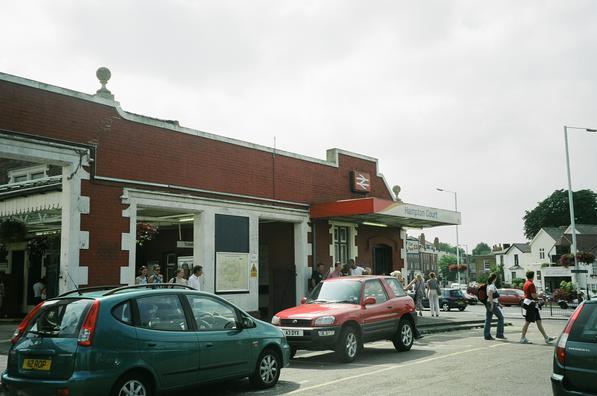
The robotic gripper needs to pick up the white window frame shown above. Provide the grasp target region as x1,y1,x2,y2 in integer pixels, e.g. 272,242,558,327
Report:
539,248,545,260
8,165,49,184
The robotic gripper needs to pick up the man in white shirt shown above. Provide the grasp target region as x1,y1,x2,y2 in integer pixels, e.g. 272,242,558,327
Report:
349,259,365,276
188,265,203,290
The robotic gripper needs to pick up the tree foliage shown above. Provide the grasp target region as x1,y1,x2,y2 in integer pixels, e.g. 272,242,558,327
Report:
523,189,597,240
472,242,491,256
438,254,457,282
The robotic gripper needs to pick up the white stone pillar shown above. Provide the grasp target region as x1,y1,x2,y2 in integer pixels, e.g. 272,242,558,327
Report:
197,209,215,293
59,163,89,293
294,220,309,303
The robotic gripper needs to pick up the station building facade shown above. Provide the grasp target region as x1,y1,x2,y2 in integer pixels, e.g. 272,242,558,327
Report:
0,70,460,318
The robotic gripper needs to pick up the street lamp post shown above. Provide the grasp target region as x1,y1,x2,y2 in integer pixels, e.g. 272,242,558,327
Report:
437,188,460,286
564,126,596,292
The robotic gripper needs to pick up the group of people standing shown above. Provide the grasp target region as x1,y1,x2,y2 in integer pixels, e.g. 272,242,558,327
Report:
135,264,204,290
310,259,371,289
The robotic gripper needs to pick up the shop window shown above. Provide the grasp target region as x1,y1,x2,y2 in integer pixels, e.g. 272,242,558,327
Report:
334,226,349,264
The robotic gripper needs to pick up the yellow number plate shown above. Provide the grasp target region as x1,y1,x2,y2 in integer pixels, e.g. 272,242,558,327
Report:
22,358,52,371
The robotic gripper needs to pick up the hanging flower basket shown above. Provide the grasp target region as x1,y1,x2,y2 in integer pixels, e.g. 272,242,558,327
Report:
448,264,458,271
137,222,158,246
458,264,468,271
27,236,49,258
0,219,27,243
559,254,575,268
576,251,595,264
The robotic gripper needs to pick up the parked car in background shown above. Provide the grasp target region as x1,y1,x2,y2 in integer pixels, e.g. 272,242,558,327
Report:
2,285,289,396
497,288,525,306
552,300,597,395
416,288,467,312
272,276,416,363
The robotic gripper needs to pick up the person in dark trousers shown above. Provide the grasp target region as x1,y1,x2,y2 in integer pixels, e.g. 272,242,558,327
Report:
520,270,555,344
484,272,505,340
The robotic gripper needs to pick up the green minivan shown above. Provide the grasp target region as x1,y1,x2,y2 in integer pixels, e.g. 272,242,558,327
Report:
2,285,290,396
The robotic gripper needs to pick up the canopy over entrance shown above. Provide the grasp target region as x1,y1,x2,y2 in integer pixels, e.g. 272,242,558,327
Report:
310,197,460,228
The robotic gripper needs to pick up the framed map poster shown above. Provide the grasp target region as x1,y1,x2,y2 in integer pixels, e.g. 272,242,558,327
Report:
215,252,250,293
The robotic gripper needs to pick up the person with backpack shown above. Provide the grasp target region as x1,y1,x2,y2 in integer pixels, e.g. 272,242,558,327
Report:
483,273,505,340
426,272,441,317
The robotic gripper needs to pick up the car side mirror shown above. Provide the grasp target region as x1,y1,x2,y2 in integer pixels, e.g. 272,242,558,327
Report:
241,316,256,329
363,296,376,306
300,297,307,304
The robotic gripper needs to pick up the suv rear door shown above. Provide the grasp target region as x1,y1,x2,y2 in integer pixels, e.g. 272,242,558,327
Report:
8,298,92,380
564,303,597,394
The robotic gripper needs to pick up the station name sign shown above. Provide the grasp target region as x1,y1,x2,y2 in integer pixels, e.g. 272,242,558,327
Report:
404,207,439,220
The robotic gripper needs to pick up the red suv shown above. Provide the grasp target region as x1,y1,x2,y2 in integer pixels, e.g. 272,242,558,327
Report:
271,276,416,362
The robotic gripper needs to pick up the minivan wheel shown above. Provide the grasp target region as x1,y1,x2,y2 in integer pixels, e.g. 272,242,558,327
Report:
442,302,450,312
335,325,360,363
250,348,281,389
392,318,414,352
112,372,153,396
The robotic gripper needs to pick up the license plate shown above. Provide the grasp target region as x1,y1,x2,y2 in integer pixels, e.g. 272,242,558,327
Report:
282,329,303,337
23,358,52,371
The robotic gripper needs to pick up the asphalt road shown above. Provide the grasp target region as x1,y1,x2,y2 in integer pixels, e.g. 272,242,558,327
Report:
0,306,567,396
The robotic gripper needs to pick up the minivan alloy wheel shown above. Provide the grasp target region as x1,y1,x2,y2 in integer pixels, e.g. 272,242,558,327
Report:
259,353,278,384
118,379,147,396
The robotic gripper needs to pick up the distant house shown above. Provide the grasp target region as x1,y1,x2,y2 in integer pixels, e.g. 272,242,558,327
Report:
502,243,533,285
404,234,439,281
527,227,567,291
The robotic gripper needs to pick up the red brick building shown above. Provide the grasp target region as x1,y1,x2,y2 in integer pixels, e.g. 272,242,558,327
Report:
0,69,459,318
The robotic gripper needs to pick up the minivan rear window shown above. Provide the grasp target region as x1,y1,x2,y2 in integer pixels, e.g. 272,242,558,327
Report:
25,299,93,338
569,303,597,344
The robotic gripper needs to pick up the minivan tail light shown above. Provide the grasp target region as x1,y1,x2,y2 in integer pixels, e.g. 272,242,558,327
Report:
11,302,44,344
78,300,100,347
556,303,585,366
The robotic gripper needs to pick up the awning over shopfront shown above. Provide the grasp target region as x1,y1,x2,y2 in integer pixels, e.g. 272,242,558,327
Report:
310,197,460,228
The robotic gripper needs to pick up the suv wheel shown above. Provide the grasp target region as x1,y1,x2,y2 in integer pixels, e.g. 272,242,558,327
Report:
442,302,450,312
112,372,153,396
392,318,414,352
335,325,360,362
250,348,281,389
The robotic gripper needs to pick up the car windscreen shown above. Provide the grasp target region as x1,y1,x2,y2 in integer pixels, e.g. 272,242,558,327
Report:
308,281,361,304
569,304,597,344
25,299,93,338
450,290,464,298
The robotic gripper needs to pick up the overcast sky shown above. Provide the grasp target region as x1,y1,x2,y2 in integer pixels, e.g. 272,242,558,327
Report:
2,1,597,252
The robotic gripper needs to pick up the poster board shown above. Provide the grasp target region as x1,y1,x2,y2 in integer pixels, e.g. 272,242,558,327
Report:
216,252,249,293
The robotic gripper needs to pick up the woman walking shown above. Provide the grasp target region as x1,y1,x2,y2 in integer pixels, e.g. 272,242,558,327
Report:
407,274,425,316
426,272,441,317
484,272,505,340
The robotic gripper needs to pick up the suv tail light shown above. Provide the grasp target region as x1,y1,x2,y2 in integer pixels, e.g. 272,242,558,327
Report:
11,302,44,344
556,302,585,365
78,300,100,347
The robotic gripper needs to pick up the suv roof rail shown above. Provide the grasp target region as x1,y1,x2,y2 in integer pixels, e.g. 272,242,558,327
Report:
58,285,123,297
103,284,195,296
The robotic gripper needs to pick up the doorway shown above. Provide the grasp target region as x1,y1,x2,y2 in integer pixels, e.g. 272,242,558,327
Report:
258,221,295,321
372,245,392,275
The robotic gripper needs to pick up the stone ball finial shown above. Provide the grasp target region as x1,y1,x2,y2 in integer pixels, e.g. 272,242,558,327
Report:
96,67,111,85
95,67,114,100
392,185,402,201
